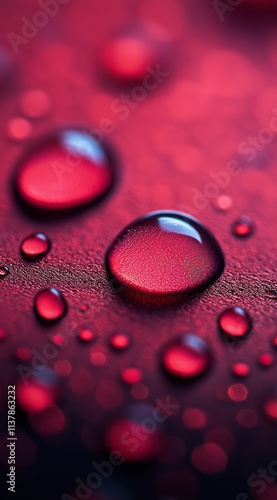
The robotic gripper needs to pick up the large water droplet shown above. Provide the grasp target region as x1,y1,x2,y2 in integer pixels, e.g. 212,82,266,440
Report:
15,129,115,211
162,333,212,380
21,232,50,261
106,211,225,305
218,307,252,339
34,288,67,322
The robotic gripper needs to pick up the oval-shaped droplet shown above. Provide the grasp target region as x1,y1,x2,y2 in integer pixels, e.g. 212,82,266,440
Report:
218,307,252,339
162,333,212,380
34,288,67,322
21,232,50,261
106,211,225,304
15,129,115,211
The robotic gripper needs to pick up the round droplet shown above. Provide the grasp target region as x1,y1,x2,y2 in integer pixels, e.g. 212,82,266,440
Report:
50,334,66,348
34,288,67,322
213,195,233,212
21,232,50,261
218,307,252,339
19,90,51,119
228,383,248,402
15,346,32,362
15,129,115,211
6,117,32,141
232,216,254,237
258,353,274,368
106,211,225,304
78,329,95,343
232,362,250,377
0,265,9,278
182,408,207,429
17,369,59,413
191,443,228,475
101,22,170,83
121,367,142,385
236,409,258,428
264,397,277,423
162,333,212,380
110,331,131,350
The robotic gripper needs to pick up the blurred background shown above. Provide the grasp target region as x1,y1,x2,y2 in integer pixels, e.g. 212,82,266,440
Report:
0,1,277,499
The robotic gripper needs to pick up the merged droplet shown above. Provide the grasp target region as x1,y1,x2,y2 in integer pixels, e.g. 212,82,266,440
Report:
218,307,252,339
232,216,254,238
0,265,9,278
162,333,212,380
106,211,225,304
21,232,50,261
101,22,170,83
34,288,67,322
15,129,115,211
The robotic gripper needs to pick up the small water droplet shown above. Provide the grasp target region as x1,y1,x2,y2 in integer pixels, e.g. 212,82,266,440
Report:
121,367,142,385
213,195,233,212
15,128,115,211
17,369,59,413
21,232,50,261
50,334,66,348
34,288,67,322
0,327,6,340
6,117,32,141
19,90,51,119
0,265,9,278
110,331,131,350
54,360,72,377
258,353,274,368
90,349,106,366
218,307,252,339
272,335,277,349
78,328,95,343
182,408,207,429
232,362,250,377
106,211,225,305
15,346,32,362
191,443,228,475
162,333,212,380
101,22,170,83
227,383,248,402
232,216,254,237
264,396,277,423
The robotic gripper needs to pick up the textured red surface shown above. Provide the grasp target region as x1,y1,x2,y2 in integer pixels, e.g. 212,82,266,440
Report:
0,1,277,500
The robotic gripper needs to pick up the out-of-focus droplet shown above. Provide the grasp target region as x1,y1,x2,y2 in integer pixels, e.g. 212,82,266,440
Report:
232,362,250,377
182,408,207,429
191,443,228,475
263,397,277,423
130,382,149,400
110,331,131,350
258,353,274,368
15,129,115,211
228,383,248,402
17,369,59,413
15,346,32,362
79,304,88,313
236,409,258,428
54,360,72,377
101,22,170,83
95,379,123,409
50,333,66,348
19,90,51,119
218,307,252,339
213,195,233,212
232,216,254,238
34,288,67,322
162,333,212,380
21,232,50,261
90,349,106,366
28,405,65,435
78,329,95,343
6,118,32,141
121,367,142,385
272,335,277,349
0,266,9,278
106,211,225,304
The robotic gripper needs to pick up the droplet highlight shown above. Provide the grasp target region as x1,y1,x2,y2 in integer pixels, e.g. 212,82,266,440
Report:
106,211,225,304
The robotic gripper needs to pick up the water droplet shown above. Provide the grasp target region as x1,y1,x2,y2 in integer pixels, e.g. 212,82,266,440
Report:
258,353,274,368
232,216,254,237
213,195,233,212
264,397,277,423
110,331,131,350
228,383,248,402
218,307,252,339
101,22,170,83
191,443,228,475
15,346,32,362
182,408,207,429
78,328,95,343
121,367,142,385
6,117,32,141
17,369,59,413
34,288,67,322
106,211,225,305
232,362,250,377
15,129,115,211
0,265,9,278
21,232,50,261
162,333,212,380
236,409,258,428
19,90,51,119
130,382,149,400
90,349,106,366
54,360,72,377
50,333,66,348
